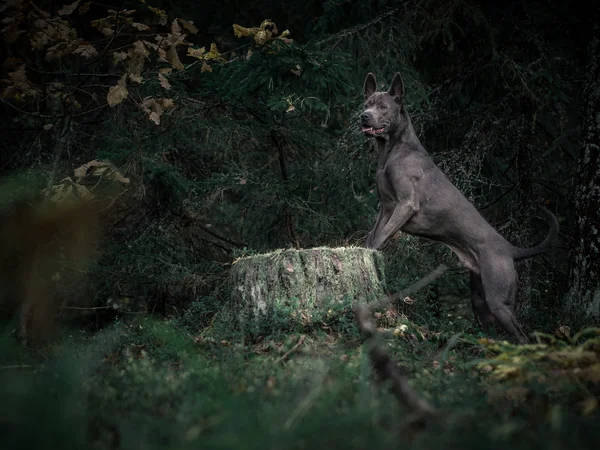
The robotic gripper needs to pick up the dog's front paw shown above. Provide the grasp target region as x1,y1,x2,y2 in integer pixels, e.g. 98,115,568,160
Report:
365,234,379,250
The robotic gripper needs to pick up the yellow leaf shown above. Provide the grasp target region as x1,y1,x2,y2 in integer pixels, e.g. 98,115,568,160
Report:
233,23,259,38
180,19,197,34
158,72,171,90
58,1,80,16
201,61,212,72
204,43,224,61
107,75,128,107
167,46,184,70
254,30,269,46
132,22,150,31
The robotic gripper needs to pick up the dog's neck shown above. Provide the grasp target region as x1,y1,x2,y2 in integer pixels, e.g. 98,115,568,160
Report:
375,110,420,163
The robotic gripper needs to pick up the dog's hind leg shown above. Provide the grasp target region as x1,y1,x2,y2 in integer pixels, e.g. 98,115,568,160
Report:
469,271,496,333
479,259,529,344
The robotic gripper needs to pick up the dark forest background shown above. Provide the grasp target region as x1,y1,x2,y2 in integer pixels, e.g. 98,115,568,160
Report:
0,0,599,448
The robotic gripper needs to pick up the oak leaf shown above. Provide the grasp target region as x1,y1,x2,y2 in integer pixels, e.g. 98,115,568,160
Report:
58,1,80,16
107,75,128,106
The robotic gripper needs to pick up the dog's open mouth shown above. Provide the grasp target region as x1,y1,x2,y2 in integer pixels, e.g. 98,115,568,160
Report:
362,126,386,135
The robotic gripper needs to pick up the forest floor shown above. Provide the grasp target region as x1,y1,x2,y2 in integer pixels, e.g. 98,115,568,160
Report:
2,296,599,450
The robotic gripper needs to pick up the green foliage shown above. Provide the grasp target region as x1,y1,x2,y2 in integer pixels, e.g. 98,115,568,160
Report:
2,311,599,450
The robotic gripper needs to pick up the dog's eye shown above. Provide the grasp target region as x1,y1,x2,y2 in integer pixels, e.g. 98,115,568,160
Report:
379,104,387,109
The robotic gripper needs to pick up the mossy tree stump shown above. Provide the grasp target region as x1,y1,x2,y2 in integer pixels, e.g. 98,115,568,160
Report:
226,247,387,334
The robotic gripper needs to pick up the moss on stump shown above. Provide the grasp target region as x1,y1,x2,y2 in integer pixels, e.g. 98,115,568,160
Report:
225,246,386,334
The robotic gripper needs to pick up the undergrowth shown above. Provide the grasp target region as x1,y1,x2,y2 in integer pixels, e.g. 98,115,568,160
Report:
2,305,598,450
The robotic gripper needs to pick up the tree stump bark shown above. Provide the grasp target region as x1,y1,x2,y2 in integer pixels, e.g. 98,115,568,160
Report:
226,246,386,334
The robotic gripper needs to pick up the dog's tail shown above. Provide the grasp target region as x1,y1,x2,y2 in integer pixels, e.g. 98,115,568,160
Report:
512,205,559,261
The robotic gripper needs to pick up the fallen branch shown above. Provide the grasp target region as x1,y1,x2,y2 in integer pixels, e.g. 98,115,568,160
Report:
276,334,306,364
354,306,439,425
368,263,452,312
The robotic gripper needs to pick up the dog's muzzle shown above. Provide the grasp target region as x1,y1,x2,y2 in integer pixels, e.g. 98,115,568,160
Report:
360,112,386,135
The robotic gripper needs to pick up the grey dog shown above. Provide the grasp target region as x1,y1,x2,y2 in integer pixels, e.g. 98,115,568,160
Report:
361,72,559,344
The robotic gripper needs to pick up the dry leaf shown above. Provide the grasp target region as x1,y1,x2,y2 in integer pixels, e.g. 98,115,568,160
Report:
148,6,167,26
133,40,149,58
158,67,172,74
170,18,183,41
125,51,145,83
149,111,161,125
143,40,158,51
233,24,259,38
132,22,150,31
159,98,174,109
73,160,130,185
107,75,128,106
180,19,198,34
204,43,224,61
79,2,91,14
113,51,128,62
43,124,53,130
157,47,168,63
73,44,98,59
101,27,114,37
187,46,206,59
158,72,171,90
58,0,80,16
201,61,212,72
167,46,184,70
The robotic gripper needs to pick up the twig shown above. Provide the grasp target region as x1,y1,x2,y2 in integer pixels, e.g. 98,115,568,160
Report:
353,306,438,422
368,263,452,312
316,8,399,48
275,335,306,364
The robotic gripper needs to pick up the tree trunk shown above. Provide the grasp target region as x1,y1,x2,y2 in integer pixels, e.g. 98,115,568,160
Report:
566,36,600,319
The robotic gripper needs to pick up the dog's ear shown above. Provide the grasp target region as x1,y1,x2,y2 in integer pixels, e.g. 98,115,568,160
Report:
364,73,377,101
388,72,405,101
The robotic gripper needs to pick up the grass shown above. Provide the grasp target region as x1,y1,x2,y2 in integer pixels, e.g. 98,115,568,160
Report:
1,299,599,450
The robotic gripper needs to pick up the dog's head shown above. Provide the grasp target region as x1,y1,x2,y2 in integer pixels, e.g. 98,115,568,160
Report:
360,72,407,140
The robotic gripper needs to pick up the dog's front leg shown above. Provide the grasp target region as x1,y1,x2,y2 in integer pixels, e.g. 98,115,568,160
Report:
366,202,416,250
366,205,387,248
